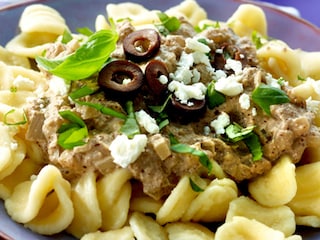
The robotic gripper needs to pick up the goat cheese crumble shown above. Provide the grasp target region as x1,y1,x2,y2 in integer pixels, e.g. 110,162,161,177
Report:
135,109,160,134
109,134,148,168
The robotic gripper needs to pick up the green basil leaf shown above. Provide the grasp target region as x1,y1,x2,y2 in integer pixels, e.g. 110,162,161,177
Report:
244,133,263,161
3,109,27,126
61,29,73,44
36,29,118,80
120,101,140,138
77,27,94,36
225,123,255,142
189,177,204,192
170,143,212,173
69,84,98,99
252,84,290,115
57,110,88,149
156,12,180,35
251,30,263,49
206,81,226,109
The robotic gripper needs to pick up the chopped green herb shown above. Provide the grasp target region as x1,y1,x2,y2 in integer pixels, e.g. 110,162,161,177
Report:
156,11,181,36
57,110,88,149
297,75,306,81
169,135,212,173
277,77,286,86
3,109,27,126
225,123,262,161
251,31,263,49
194,21,220,32
69,84,98,100
36,29,118,81
225,123,255,142
10,86,17,93
120,101,140,138
206,81,226,109
252,84,290,115
76,27,94,36
189,177,205,192
61,29,73,44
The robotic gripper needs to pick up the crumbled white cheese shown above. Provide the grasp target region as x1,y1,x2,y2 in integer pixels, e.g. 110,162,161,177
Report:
239,93,250,110
109,134,148,168
203,125,211,135
135,109,159,134
49,75,70,96
168,80,206,104
192,68,201,83
170,66,194,85
214,69,227,80
185,37,211,53
224,59,243,75
158,75,168,84
210,112,230,134
177,51,194,68
215,75,243,96
306,97,320,113
215,48,223,54
192,51,211,67
13,75,35,91
265,73,281,89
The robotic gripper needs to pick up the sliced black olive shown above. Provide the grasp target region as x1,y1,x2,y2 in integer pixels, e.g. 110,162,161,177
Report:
145,59,169,95
123,29,161,62
98,60,144,93
171,96,206,112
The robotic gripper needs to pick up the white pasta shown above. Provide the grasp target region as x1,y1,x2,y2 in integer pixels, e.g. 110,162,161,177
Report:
248,155,297,207
4,165,74,235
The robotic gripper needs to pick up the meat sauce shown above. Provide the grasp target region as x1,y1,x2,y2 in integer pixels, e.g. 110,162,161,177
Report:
26,18,320,200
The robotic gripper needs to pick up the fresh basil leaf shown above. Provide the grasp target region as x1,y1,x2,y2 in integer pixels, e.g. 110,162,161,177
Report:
206,81,226,109
252,84,290,115
170,143,212,173
120,101,140,138
225,123,255,142
3,109,27,126
244,133,263,161
149,94,172,113
251,30,263,49
77,27,94,36
69,84,98,100
189,177,204,192
36,29,118,80
61,29,73,44
58,110,88,149
156,12,180,35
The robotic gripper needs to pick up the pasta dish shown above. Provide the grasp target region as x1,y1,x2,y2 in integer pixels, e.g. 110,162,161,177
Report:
1,0,320,239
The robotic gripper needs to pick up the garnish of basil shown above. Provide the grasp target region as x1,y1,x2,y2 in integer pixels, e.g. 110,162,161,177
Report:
120,101,140,138
36,29,118,81
189,177,205,192
169,134,213,173
69,85,127,120
3,109,27,126
156,11,181,35
206,81,226,109
252,84,290,115
225,123,263,161
58,110,88,149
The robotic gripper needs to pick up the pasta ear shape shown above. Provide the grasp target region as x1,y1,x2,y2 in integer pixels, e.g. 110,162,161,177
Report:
165,222,215,240
97,168,132,231
248,155,297,207
67,170,102,238
81,226,135,240
4,165,74,235
227,4,267,37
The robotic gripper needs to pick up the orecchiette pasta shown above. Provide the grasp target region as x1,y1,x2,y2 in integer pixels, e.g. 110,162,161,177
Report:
4,165,74,235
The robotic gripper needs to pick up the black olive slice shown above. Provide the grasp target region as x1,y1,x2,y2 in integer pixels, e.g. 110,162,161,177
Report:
98,60,144,93
145,59,169,95
123,29,161,62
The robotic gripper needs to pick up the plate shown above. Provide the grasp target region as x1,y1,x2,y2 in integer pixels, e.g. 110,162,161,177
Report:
0,0,319,239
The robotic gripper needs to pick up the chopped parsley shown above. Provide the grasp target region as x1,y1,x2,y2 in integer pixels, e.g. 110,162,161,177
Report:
3,109,27,126
120,101,140,138
206,81,226,109
156,11,181,36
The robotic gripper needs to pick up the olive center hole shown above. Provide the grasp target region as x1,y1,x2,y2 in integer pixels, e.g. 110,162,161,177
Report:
134,39,150,53
112,72,132,84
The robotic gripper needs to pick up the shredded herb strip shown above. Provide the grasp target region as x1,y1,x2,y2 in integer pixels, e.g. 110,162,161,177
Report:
189,177,205,192
169,134,213,173
69,85,127,120
57,110,88,149
3,109,27,126
120,101,140,138
225,123,263,161
36,29,118,81
252,84,290,115
206,81,226,109
156,12,181,36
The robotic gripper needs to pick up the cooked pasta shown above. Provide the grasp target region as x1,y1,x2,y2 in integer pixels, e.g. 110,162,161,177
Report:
0,0,320,239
